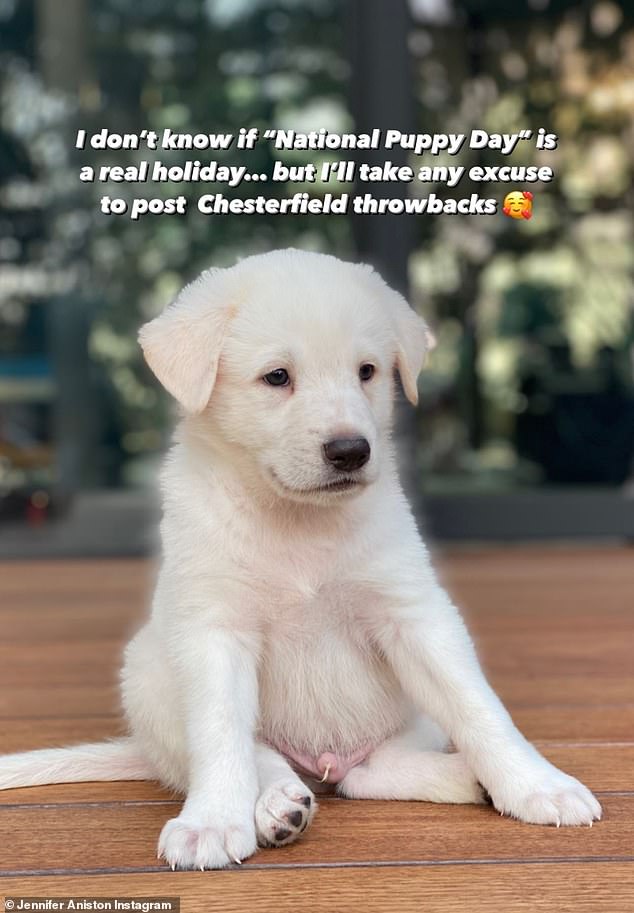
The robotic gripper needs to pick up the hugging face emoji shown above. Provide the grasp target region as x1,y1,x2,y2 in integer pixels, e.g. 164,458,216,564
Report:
503,190,533,220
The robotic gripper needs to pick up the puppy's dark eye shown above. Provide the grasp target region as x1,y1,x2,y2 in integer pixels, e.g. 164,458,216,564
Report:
263,368,290,387
359,363,375,382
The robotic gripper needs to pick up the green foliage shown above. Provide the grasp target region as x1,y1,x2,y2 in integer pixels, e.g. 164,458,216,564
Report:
0,0,351,481
409,1,634,485
1,0,632,488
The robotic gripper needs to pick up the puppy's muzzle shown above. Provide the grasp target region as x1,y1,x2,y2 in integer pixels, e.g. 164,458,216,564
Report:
323,437,371,472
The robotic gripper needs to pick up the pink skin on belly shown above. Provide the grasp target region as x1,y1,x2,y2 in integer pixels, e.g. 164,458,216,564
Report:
270,740,375,783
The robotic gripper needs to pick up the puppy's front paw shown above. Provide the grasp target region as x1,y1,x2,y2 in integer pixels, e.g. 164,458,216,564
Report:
158,815,257,870
491,765,601,826
255,779,316,847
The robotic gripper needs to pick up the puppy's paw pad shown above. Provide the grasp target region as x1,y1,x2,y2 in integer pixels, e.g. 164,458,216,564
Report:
158,816,257,870
255,780,316,847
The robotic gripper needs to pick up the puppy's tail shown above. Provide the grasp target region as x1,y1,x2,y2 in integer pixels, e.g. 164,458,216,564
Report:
0,737,155,790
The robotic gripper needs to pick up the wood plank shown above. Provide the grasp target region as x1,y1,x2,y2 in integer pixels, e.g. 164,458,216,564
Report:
2,672,631,713
0,718,125,753
0,685,119,719
477,629,633,666
0,547,632,903
0,794,631,874
0,560,151,593
2,703,633,749
2,629,631,680
435,546,634,582
0,643,123,685
1,606,144,644
3,589,630,641
513,704,634,742
2,862,634,912
1,627,631,706
0,743,630,806
489,675,634,708
535,744,634,793
460,594,632,630
465,598,634,626
0,780,178,806
1,548,628,598
2,681,632,723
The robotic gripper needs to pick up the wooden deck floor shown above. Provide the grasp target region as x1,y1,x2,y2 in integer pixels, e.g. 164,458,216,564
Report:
0,548,632,911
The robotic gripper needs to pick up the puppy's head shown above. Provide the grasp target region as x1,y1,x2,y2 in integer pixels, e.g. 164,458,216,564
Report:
140,249,434,505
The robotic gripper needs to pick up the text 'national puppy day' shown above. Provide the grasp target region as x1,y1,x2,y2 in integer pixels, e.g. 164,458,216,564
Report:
74,126,559,222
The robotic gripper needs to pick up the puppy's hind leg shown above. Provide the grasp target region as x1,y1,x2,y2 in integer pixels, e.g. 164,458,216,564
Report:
338,720,486,805
254,744,317,848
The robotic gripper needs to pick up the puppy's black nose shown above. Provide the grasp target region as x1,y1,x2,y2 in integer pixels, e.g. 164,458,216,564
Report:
323,437,370,472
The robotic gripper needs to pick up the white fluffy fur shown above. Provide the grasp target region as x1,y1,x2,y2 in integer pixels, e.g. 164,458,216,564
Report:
0,250,601,869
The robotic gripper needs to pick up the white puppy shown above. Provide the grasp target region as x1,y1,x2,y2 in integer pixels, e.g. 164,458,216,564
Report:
0,250,600,869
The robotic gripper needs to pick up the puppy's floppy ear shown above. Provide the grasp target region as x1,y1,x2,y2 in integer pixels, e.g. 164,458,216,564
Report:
392,292,436,406
138,268,236,414
355,264,435,406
